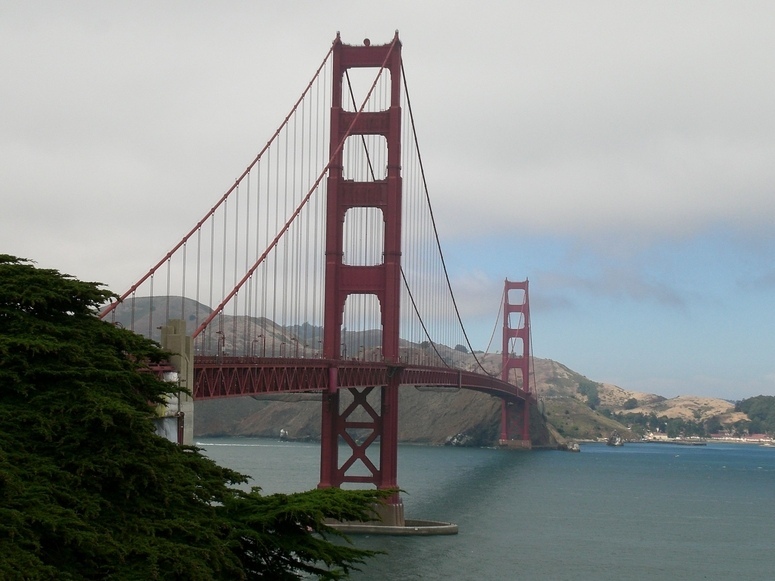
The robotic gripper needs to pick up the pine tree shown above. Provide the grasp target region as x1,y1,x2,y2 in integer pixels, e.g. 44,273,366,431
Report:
0,255,385,580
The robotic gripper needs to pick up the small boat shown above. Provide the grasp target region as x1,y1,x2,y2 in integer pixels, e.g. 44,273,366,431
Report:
606,430,624,447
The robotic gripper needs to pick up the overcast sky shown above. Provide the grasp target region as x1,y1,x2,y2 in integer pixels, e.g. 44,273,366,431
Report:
3,1,774,401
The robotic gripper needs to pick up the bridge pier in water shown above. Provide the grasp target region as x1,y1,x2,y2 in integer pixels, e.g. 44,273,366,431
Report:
319,372,404,526
498,400,532,450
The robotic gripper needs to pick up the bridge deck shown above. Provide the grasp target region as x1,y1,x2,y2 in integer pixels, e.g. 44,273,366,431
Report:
194,356,531,402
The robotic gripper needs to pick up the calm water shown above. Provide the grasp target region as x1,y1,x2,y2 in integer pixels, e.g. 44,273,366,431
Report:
199,438,775,580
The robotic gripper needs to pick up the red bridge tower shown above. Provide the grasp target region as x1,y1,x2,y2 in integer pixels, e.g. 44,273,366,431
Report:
500,279,532,448
318,33,405,525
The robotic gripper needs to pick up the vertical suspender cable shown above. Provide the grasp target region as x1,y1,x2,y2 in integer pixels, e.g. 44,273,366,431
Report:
243,174,251,355
312,66,323,352
292,109,299,338
260,163,266,340
165,258,171,325
148,275,154,340
401,62,493,374
272,137,279,349
221,199,228,348
282,123,289,337
208,218,215,352
181,243,187,325
231,187,239,349
130,292,136,332
263,149,271,349
302,77,312,352
195,227,202,351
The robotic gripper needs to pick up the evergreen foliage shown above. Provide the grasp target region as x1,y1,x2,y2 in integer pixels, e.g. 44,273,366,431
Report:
0,255,386,580
622,398,638,410
735,395,775,435
576,379,600,409
602,410,721,438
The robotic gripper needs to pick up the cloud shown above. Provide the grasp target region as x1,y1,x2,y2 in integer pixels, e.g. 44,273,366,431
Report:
449,270,504,319
3,1,775,400
406,3,775,247
539,267,686,309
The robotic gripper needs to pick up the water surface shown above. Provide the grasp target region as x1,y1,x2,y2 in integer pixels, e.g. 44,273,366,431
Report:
200,439,775,580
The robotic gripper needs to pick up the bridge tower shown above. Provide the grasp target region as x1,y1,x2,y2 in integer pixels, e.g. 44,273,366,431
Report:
500,279,532,448
319,33,405,525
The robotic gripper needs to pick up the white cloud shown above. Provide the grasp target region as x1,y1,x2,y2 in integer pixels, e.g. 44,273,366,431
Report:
3,1,775,399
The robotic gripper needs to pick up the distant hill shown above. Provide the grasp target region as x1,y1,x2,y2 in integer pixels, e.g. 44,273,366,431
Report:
109,298,748,444
106,297,411,357
104,296,213,343
528,358,743,441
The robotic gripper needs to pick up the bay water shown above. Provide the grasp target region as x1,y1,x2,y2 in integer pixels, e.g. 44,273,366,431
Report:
200,438,775,580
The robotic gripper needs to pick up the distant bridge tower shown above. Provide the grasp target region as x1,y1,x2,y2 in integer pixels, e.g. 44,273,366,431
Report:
319,33,405,525
500,279,532,448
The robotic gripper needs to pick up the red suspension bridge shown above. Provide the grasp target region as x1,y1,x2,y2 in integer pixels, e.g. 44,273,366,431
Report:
100,33,535,527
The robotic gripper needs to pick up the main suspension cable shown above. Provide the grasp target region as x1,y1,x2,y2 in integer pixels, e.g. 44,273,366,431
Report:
345,61,451,367
400,62,495,377
193,36,400,338
99,40,337,320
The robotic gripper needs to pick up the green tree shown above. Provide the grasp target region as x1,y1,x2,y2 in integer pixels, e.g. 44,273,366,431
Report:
577,379,600,410
736,395,775,434
623,398,638,410
0,255,386,580
704,416,723,435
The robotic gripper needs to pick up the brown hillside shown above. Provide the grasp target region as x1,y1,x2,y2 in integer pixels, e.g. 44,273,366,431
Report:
196,388,507,447
621,394,746,424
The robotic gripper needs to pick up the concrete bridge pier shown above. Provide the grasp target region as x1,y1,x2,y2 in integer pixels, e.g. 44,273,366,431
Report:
159,319,195,446
374,495,405,527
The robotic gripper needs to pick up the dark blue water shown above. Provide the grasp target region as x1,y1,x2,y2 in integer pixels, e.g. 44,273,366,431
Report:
199,439,775,580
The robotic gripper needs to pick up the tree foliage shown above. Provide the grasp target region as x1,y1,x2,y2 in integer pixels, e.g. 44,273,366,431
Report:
577,379,600,410
623,398,638,410
0,255,386,580
735,395,775,435
603,410,723,438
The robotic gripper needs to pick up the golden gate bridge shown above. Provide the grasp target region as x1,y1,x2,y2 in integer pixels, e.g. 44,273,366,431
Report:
100,32,534,528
